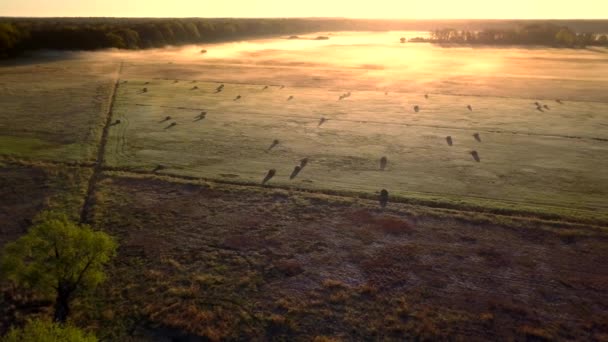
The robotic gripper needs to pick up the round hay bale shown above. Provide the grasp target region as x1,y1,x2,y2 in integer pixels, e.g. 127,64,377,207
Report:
380,156,388,171
470,150,480,162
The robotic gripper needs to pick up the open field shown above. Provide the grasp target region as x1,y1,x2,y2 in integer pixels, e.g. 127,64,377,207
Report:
106,69,608,222
80,173,608,340
0,59,119,162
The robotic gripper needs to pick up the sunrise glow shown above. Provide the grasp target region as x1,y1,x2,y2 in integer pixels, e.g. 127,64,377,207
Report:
1,0,606,19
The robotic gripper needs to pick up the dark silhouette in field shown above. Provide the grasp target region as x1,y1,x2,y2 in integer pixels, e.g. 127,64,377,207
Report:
215,84,224,93
537,106,544,112
144,81,150,85
160,116,171,123
263,85,269,90
424,94,429,99
471,150,481,162
400,37,406,43
165,122,177,129
279,85,285,89
110,119,121,126
380,156,388,171
200,49,207,54
152,165,165,173
300,158,309,168
142,87,148,93
173,80,179,83
191,86,198,90
446,136,453,146
287,96,294,101
194,112,206,122
473,133,481,142
262,169,276,185
467,105,473,111
413,105,420,113
379,189,389,208
318,117,327,127
339,92,352,100
290,165,302,179
122,80,128,84
234,95,242,101
543,104,550,110
534,101,540,106
267,139,279,151
191,80,197,83
556,99,563,104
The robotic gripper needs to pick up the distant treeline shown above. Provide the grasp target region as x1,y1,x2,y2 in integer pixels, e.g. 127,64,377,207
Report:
418,23,608,47
2,18,608,58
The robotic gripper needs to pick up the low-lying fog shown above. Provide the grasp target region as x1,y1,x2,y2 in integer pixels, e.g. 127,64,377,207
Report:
21,31,608,101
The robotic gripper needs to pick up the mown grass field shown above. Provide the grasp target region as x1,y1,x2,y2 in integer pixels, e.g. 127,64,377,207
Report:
106,77,608,223
0,59,118,162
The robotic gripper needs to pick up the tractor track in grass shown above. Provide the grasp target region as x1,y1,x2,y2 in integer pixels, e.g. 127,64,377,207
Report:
79,61,123,224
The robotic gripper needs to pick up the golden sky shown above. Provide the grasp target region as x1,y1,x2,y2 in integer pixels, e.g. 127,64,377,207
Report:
0,0,606,19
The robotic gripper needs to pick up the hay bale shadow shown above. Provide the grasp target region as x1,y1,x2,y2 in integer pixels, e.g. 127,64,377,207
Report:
262,169,276,185
267,139,279,151
193,111,206,122
290,165,302,180
379,189,389,208
470,150,480,162
380,156,387,171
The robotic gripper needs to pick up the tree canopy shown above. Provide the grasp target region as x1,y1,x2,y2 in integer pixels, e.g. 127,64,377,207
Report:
0,211,117,322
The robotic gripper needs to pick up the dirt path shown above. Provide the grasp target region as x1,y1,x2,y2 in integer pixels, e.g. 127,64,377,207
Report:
79,61,123,224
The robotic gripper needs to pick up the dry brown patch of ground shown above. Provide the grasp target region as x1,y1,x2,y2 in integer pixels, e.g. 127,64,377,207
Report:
78,173,608,341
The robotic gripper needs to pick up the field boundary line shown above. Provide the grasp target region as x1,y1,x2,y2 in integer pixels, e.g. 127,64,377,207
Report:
79,61,123,224
99,167,608,229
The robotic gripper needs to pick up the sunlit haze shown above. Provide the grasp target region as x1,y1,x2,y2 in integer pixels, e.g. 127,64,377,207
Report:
1,0,606,19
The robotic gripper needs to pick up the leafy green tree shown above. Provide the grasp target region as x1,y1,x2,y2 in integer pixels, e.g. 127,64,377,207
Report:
2,319,97,342
0,212,117,323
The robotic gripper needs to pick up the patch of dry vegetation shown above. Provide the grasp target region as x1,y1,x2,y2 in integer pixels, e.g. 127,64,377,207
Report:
78,173,608,340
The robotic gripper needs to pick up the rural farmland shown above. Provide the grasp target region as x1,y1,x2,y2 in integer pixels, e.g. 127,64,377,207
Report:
1,30,608,340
